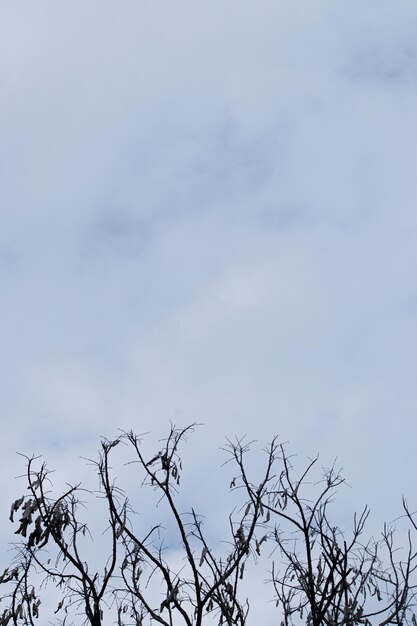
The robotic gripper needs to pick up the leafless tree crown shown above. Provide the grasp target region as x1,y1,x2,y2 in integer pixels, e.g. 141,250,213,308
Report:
1,425,416,626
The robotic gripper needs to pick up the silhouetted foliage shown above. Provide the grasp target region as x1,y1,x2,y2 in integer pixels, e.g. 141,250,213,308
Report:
1,425,416,626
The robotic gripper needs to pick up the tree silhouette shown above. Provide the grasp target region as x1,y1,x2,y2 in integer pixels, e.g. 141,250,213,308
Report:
245,441,417,626
1,425,416,626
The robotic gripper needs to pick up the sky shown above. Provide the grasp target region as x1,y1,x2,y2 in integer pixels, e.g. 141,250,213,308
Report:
1,1,417,622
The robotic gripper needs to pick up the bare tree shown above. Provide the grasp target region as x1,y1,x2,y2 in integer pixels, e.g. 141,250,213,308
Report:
0,425,272,626
235,439,417,626
1,426,416,626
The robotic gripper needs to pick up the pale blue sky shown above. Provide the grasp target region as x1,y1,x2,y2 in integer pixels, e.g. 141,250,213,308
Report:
1,2,417,621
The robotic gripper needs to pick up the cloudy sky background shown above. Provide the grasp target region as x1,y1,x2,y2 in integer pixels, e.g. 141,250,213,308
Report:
1,1,417,621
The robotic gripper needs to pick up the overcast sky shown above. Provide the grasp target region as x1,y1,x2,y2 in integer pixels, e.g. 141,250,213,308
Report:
1,1,417,621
